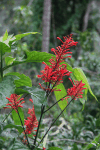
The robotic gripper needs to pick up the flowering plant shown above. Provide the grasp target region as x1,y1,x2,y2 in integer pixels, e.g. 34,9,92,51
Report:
0,31,97,150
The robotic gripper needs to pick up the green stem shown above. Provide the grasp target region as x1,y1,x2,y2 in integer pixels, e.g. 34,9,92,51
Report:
3,60,27,71
17,108,31,149
32,104,45,149
2,109,12,123
1,50,3,80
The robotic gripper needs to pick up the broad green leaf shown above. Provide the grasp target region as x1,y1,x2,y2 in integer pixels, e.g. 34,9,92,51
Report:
0,31,13,54
6,34,16,47
25,51,54,64
83,133,100,150
97,144,100,149
0,42,11,54
0,33,15,49
9,32,40,46
0,76,15,108
3,30,8,41
5,72,32,87
71,67,97,101
15,88,28,95
20,86,47,120
5,56,15,65
0,31,40,53
12,107,24,126
3,124,23,134
54,83,67,115
48,147,63,150
15,32,40,40
3,51,55,71
96,118,100,127
72,143,78,150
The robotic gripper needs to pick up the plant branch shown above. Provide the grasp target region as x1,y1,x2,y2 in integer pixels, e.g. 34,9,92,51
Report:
2,109,13,123
32,104,45,149
37,96,75,147
1,50,3,80
17,108,31,149
43,95,67,113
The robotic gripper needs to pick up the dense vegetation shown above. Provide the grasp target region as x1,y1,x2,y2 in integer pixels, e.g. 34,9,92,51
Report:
0,0,100,149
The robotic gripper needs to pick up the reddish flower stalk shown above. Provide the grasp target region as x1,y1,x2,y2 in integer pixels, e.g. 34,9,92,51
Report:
24,101,38,135
38,34,78,94
5,94,25,113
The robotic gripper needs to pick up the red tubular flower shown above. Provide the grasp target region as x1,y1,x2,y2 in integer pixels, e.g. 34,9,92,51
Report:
24,105,38,134
66,80,87,100
37,34,77,93
43,147,46,150
38,62,72,86
5,94,25,112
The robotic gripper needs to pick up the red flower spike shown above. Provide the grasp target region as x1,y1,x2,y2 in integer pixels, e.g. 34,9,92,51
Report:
24,105,38,135
37,35,78,93
66,80,87,100
5,94,25,113
43,147,46,150
38,63,72,85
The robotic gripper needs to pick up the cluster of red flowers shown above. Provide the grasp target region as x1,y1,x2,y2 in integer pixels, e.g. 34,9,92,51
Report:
5,95,38,136
24,99,38,135
38,34,77,92
5,94,25,112
38,35,78,93
66,79,86,100
38,34,86,100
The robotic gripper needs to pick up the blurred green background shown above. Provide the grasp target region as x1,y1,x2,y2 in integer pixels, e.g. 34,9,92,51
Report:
0,0,100,149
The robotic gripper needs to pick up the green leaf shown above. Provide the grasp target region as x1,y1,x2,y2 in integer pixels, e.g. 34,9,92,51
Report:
3,124,23,134
0,31,40,54
20,86,47,120
71,67,98,101
15,88,28,95
0,76,15,108
96,118,100,127
48,147,63,150
0,33,15,49
0,42,11,54
54,83,67,114
83,133,100,150
5,56,15,65
5,72,32,87
3,30,8,41
12,107,24,126
25,51,54,64
3,51,54,71
72,143,78,150
9,32,40,46
15,32,40,40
